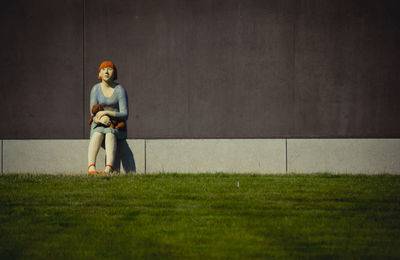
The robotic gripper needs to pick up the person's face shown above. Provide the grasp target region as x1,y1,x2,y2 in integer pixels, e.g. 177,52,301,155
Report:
99,67,114,82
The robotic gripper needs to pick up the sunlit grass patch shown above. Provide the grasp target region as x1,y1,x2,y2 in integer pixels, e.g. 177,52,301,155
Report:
0,173,399,258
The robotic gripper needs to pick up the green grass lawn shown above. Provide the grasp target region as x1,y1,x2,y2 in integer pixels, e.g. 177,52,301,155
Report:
0,173,399,259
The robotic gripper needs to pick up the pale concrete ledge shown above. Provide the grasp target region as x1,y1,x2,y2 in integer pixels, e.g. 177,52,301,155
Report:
146,139,286,174
2,140,145,174
1,139,399,174
287,139,400,174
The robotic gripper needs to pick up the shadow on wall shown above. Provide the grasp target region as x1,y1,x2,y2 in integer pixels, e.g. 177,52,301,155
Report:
115,139,136,173
102,139,136,173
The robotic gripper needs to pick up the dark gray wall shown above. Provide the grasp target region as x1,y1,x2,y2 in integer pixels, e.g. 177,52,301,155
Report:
294,1,400,137
2,0,400,139
1,0,83,138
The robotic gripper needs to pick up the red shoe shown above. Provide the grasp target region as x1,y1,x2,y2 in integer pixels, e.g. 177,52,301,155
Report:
105,164,114,174
88,164,97,175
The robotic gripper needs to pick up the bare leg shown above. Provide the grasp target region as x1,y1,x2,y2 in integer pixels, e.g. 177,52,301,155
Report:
88,132,105,172
105,133,117,173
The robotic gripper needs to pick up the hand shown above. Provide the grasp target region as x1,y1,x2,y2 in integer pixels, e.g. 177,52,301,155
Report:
96,111,109,118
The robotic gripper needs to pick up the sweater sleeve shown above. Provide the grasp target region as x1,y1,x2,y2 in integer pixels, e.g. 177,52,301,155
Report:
89,85,98,115
114,86,129,120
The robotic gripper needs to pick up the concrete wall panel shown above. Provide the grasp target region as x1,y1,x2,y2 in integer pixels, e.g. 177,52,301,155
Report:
287,139,400,174
146,139,286,173
1,0,84,138
294,0,400,137
84,0,295,138
3,140,144,174
4,140,91,174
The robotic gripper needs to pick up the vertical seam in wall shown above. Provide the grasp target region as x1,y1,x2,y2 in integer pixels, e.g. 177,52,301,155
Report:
292,1,297,135
285,139,288,173
144,139,147,174
1,140,3,173
82,0,86,138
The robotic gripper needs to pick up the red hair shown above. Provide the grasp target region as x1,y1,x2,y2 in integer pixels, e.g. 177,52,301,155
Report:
98,61,118,80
